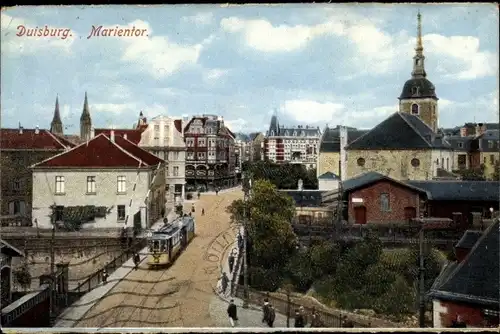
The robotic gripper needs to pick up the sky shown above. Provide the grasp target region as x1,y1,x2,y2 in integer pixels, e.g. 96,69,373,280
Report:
1,4,498,134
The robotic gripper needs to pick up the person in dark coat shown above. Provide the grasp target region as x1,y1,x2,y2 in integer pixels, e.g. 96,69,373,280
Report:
133,252,140,270
228,251,235,273
220,272,229,295
237,233,243,250
267,304,276,327
262,299,270,324
227,299,238,327
197,191,201,200
161,207,165,218
294,309,305,328
310,307,323,327
102,269,109,284
202,208,205,216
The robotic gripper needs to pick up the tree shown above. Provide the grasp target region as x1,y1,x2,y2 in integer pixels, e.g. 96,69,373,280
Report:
492,161,499,181
286,249,315,292
13,262,32,291
227,179,299,290
309,241,341,278
453,165,486,181
244,161,318,189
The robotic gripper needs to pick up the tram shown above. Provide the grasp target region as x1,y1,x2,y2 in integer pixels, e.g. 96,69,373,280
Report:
146,215,195,269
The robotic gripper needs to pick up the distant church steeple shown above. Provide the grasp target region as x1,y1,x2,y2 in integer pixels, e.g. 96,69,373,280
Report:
398,11,439,133
50,95,63,136
80,92,92,141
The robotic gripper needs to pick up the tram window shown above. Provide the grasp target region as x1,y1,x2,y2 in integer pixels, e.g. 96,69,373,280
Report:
163,240,168,251
148,242,153,252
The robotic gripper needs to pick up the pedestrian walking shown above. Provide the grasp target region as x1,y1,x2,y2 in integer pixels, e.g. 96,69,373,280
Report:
102,269,109,285
227,299,238,327
133,252,140,270
237,233,243,250
191,204,195,213
310,307,323,327
161,207,165,218
215,187,219,196
267,304,276,327
202,208,205,216
220,272,229,295
228,251,235,273
294,308,305,328
262,298,271,324
197,191,201,200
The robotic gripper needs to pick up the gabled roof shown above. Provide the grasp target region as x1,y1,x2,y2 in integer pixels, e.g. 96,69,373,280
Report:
342,171,429,195
406,180,499,201
455,230,483,249
318,172,340,180
0,128,73,150
0,239,24,257
94,128,145,145
31,133,164,169
346,112,452,150
280,190,326,207
429,221,499,308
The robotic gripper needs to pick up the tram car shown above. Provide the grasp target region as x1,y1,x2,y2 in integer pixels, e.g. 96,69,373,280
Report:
147,216,195,269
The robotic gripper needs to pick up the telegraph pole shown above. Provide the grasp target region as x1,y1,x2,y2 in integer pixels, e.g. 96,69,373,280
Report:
418,228,426,328
49,204,56,326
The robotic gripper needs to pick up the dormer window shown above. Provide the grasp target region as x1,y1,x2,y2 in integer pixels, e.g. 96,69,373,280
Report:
411,103,419,115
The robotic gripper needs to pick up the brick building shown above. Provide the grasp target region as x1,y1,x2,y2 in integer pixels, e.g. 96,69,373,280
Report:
183,115,236,190
31,132,165,230
429,221,499,328
330,172,499,224
0,125,74,226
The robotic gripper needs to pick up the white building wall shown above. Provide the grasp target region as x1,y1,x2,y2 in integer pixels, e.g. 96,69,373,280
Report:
431,149,455,177
138,116,186,204
318,179,339,191
32,169,152,229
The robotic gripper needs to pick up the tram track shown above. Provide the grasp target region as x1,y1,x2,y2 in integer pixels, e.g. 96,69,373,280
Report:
75,190,242,328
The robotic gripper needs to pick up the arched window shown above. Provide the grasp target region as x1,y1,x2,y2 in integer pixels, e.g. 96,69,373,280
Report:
270,131,274,136
411,103,419,115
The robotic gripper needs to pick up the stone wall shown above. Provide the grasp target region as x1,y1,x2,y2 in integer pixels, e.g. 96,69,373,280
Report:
6,236,124,291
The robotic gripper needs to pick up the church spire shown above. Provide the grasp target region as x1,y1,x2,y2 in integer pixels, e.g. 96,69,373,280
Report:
50,95,63,135
411,10,426,78
80,92,92,141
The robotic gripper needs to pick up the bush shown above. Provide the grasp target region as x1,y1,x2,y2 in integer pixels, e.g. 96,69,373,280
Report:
286,249,314,293
249,266,284,292
13,264,32,290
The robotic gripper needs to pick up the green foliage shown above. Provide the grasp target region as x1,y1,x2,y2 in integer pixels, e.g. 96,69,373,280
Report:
286,249,315,293
452,165,486,181
245,161,318,189
249,266,284,292
227,179,298,290
492,161,500,181
372,275,415,318
13,263,32,290
309,241,341,278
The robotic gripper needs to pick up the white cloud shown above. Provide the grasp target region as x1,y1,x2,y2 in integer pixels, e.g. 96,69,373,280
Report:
220,17,343,52
1,13,76,55
94,20,213,79
280,99,345,123
182,12,214,26
203,68,230,83
225,118,247,133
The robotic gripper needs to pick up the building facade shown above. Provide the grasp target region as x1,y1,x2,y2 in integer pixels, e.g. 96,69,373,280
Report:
249,132,264,162
183,115,236,190
31,133,165,230
0,240,24,309
264,113,321,169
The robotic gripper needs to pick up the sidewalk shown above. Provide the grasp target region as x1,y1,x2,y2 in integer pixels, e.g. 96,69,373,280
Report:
209,224,289,328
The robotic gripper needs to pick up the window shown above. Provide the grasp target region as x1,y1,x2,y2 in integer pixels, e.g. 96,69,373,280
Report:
446,158,449,170
411,158,420,167
166,167,169,176
12,179,20,191
441,158,444,169
198,139,206,147
87,176,96,194
187,152,194,160
55,176,65,194
458,142,463,148
154,125,160,139
117,176,127,193
173,151,179,160
197,152,206,160
186,138,194,147
411,103,419,115
8,200,26,215
117,205,126,221
357,158,365,167
55,206,64,221
488,141,494,149
458,154,467,168
490,155,495,164
380,193,390,212
173,166,179,176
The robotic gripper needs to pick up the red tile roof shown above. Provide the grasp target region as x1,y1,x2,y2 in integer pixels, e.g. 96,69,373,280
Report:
32,133,164,169
94,128,146,145
113,135,163,166
0,128,71,150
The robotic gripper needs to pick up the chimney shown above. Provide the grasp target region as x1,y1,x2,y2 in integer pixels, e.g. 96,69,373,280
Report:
35,126,39,134
19,122,23,134
90,127,95,138
124,133,128,140
110,130,115,142
460,127,467,137
475,123,486,136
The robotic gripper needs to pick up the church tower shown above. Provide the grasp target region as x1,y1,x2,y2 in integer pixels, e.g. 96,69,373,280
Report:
399,11,439,132
80,92,92,141
50,95,63,136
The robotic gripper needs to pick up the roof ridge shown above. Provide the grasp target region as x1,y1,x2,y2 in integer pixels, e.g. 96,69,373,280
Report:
398,113,433,147
438,221,498,290
117,135,163,163
346,114,398,149
104,134,148,167
44,130,70,149
30,134,104,168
